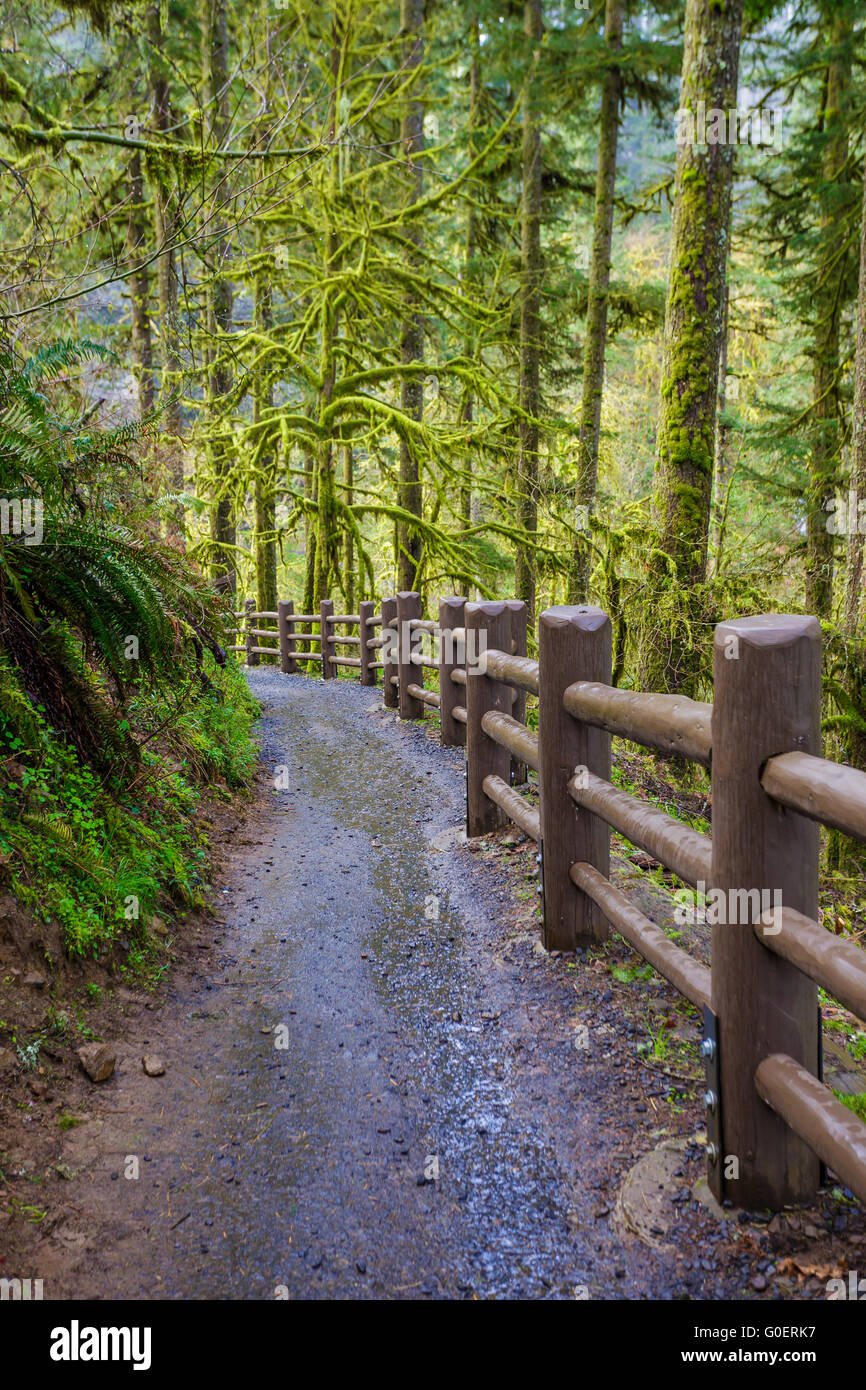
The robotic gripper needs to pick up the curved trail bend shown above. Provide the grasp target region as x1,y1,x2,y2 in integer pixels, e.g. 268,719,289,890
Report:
58,671,725,1299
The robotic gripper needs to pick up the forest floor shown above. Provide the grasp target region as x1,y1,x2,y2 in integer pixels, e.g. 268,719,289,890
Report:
2,670,865,1299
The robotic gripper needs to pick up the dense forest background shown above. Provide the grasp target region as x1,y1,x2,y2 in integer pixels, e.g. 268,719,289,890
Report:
1,0,866,955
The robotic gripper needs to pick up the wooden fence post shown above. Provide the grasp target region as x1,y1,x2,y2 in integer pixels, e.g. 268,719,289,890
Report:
506,599,528,785
538,605,611,951
465,601,512,836
711,614,821,1208
319,598,335,680
397,591,424,719
381,596,398,708
278,600,296,674
439,596,466,746
244,598,258,667
359,600,375,686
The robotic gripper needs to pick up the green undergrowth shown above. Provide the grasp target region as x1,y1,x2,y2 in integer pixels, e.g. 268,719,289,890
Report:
0,655,258,959
834,1092,866,1124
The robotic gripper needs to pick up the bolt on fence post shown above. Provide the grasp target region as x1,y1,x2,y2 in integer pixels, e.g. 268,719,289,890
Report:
244,598,258,667
538,605,611,951
506,599,528,785
278,600,296,674
359,600,375,686
439,596,467,747
711,614,822,1209
319,598,335,680
397,591,424,719
465,601,512,836
381,596,398,708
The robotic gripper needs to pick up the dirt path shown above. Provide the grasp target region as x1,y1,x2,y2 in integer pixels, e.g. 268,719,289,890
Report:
7,671,862,1300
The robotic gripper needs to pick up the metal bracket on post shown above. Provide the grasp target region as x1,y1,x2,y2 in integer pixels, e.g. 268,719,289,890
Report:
702,1003,723,1203
818,1004,828,1189
536,838,545,925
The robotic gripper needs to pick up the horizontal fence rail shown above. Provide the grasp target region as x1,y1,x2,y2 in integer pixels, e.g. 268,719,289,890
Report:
762,751,866,843
572,861,711,1010
563,682,713,767
483,774,540,842
228,591,866,1214
567,770,712,888
757,906,866,1023
755,1055,866,1208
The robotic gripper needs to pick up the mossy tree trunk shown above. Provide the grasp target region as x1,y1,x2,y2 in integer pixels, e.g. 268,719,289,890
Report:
807,3,852,620
126,149,154,419
302,445,317,612
343,444,355,610
146,3,184,543
253,12,277,624
314,233,340,604
301,442,318,667
515,0,543,626
570,0,624,603
642,0,744,694
396,0,425,592
844,156,866,640
203,0,236,594
313,22,346,605
254,264,277,623
458,16,482,537
709,279,733,577
828,146,866,870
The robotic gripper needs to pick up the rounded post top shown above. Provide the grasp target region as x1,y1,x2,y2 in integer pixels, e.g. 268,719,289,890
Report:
397,590,421,602
440,595,467,607
539,604,609,632
465,600,511,620
714,614,822,649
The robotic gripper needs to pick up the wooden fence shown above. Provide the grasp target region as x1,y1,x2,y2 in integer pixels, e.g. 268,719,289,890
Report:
230,593,866,1214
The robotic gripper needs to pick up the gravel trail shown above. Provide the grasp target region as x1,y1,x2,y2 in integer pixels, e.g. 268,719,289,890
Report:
50,670,741,1299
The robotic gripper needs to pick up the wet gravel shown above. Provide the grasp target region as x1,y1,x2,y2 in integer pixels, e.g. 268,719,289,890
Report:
125,669,707,1299
42,669,849,1301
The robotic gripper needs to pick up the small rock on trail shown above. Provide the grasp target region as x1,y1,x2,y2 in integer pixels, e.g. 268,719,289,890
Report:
77,1042,116,1083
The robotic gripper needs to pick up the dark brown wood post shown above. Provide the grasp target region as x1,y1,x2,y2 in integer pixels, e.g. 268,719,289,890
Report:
359,600,375,686
711,614,821,1209
439,596,466,747
244,597,258,667
319,598,335,680
465,601,512,836
506,599,528,784
381,596,398,708
278,600,296,674
538,605,611,951
396,591,424,719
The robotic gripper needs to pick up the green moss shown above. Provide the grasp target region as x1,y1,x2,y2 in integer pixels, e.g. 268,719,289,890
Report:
833,1092,866,1123
0,656,258,958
